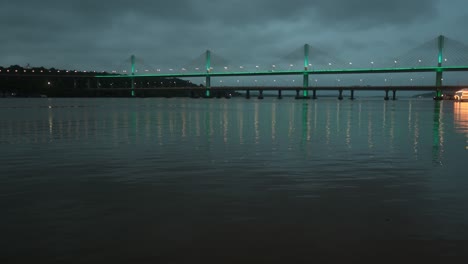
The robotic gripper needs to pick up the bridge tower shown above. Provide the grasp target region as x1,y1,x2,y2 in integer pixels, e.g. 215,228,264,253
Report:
205,50,211,97
131,55,136,97
435,35,444,100
302,44,310,98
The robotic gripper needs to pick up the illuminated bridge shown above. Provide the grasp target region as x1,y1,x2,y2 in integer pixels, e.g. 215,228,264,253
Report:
94,35,468,100
4,35,468,100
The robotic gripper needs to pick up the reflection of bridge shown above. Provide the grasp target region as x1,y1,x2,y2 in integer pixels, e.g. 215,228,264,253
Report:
95,35,468,100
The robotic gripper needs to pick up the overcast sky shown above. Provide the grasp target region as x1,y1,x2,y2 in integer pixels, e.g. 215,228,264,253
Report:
2,0,468,72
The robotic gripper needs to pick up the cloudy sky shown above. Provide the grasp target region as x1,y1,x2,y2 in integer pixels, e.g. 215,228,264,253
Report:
2,0,468,72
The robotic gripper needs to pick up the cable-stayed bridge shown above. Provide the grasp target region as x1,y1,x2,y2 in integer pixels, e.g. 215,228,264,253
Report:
93,35,468,100
3,35,468,99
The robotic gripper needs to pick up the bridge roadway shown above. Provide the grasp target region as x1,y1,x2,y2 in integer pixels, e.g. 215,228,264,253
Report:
95,65,468,79
96,85,464,91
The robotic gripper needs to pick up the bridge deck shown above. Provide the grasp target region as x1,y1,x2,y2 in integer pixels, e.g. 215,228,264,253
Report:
95,86,465,92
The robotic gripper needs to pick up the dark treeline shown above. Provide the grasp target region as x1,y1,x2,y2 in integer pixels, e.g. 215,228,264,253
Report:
0,65,203,97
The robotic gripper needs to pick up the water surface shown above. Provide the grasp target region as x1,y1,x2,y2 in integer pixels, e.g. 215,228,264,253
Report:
1,97,468,263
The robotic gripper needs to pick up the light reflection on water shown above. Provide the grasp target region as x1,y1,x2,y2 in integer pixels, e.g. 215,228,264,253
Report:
1,98,468,262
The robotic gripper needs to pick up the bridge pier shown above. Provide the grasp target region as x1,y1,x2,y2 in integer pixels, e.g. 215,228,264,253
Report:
392,90,397,101
203,88,213,98
384,90,390,101
350,89,355,100
278,90,282,99
296,89,310,99
312,89,317,100
258,90,264,99
338,89,344,100
246,90,250,99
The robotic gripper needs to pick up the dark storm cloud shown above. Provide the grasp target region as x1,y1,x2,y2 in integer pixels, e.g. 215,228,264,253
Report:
1,0,466,70
310,0,439,27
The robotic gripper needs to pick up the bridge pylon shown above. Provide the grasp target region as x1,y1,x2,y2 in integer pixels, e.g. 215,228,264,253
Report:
302,44,310,98
131,54,135,97
435,35,444,100
205,50,211,97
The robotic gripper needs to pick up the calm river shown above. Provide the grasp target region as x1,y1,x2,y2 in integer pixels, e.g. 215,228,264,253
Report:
1,97,468,263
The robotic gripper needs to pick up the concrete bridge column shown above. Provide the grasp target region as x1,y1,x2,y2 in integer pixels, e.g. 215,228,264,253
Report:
246,90,250,99
384,90,390,101
392,90,397,101
338,89,344,100
278,90,282,99
295,89,300,99
350,89,355,100
258,90,264,99
312,89,317,100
